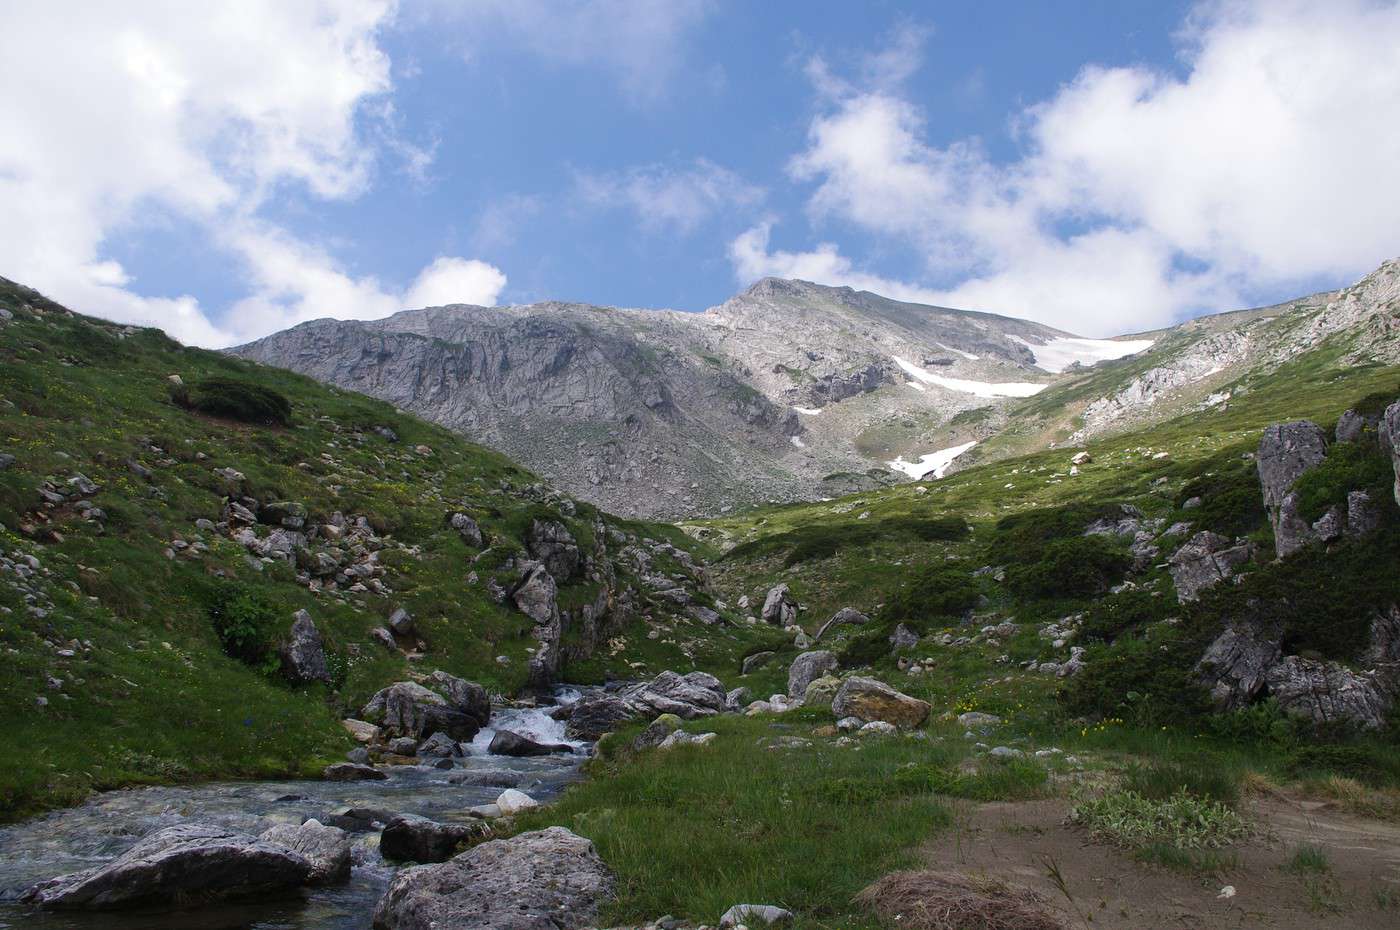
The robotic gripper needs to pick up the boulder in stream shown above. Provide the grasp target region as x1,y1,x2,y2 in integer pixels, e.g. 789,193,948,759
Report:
380,816,490,864
487,729,575,757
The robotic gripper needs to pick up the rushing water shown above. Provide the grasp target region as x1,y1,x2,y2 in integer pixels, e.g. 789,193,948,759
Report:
0,692,591,929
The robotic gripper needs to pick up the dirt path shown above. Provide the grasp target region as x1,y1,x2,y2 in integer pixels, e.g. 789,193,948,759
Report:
912,796,1400,929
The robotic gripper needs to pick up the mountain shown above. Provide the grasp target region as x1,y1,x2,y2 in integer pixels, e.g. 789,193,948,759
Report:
233,260,1400,520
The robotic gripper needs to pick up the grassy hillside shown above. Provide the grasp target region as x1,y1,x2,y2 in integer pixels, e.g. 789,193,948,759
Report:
0,279,772,820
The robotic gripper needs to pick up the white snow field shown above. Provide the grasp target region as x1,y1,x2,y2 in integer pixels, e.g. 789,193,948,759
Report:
892,356,1047,398
887,440,978,479
1010,335,1155,373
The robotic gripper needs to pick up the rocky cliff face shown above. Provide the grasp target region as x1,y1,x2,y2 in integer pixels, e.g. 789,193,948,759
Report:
234,260,1400,519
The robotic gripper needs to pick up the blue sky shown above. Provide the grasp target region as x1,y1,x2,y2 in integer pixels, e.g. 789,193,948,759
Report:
3,1,1399,345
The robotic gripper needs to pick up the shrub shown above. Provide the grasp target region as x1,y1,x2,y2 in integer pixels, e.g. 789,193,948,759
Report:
1007,535,1130,599
988,502,1124,563
1285,744,1400,786
1290,441,1393,524
837,627,895,668
1078,588,1171,644
724,513,970,567
880,566,981,626
174,377,292,427
1057,637,1211,726
1175,452,1268,537
206,582,284,672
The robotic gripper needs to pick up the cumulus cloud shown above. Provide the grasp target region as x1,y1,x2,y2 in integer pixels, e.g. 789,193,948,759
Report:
577,159,764,233
0,1,506,347
737,0,1400,335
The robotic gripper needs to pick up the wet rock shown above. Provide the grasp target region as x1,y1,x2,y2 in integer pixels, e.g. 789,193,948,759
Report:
761,583,797,626
371,827,611,930
323,762,387,782
1195,618,1283,711
380,816,489,864
22,823,316,910
258,820,351,884
362,676,488,742
831,677,930,729
565,695,640,740
787,650,838,698
279,609,329,684
417,732,462,758
448,771,523,789
1168,531,1254,602
488,729,574,757
741,651,775,674
387,737,420,756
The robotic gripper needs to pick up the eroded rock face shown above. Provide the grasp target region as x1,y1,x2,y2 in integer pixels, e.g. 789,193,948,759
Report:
1195,618,1283,711
279,609,330,684
526,519,580,581
1385,401,1400,506
371,827,613,930
1266,657,1395,730
624,671,727,719
761,583,797,626
1257,421,1329,556
831,677,930,729
787,650,838,698
22,823,315,910
1167,531,1255,602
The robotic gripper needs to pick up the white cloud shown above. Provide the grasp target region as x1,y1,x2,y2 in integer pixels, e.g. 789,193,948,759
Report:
423,0,714,103
740,0,1400,336
0,1,505,348
578,159,764,233
405,257,509,308
729,222,944,305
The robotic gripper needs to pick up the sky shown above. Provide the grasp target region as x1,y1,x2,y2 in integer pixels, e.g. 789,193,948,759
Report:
3,0,1399,347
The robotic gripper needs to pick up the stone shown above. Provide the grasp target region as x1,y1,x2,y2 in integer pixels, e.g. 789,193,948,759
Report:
831,677,930,729
889,623,920,650
802,675,841,709
21,823,316,910
279,609,330,684
566,695,640,740
812,606,870,642
658,730,717,749
346,747,370,765
741,651,775,674
957,712,1002,728
860,720,897,736
526,518,580,581
1071,450,1093,465
1335,409,1375,444
380,816,489,864
1385,401,1400,505
1257,421,1328,554
427,670,492,729
494,788,540,815
388,736,420,756
362,678,487,741
341,718,381,743
258,820,351,884
0,453,14,470
1195,618,1282,711
488,729,574,757
1346,490,1382,537
448,512,483,547
725,686,752,711
761,583,797,626
624,670,727,719
371,827,611,930
719,904,794,928
787,650,838,698
262,501,307,529
633,714,684,750
388,607,415,636
988,746,1024,760
323,762,387,782
1168,531,1254,601
371,627,397,650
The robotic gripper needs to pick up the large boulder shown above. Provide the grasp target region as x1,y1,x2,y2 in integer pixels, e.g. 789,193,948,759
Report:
258,820,351,884
323,762,387,782
526,519,580,581
802,675,841,709
361,677,488,742
488,729,574,757
279,609,330,684
511,561,559,627
831,677,930,729
741,651,775,674
1167,531,1255,602
1266,657,1395,730
1194,618,1282,711
1257,421,1329,557
565,695,641,741
787,650,838,698
380,816,489,864
761,583,797,626
22,823,315,910
427,671,491,729
624,671,727,719
1335,408,1377,444
448,512,483,547
371,827,613,930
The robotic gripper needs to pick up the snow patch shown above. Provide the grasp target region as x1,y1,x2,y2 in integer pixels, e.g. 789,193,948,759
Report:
887,441,978,480
892,356,1046,398
1011,335,1155,373
791,406,822,416
905,381,926,392
790,435,806,448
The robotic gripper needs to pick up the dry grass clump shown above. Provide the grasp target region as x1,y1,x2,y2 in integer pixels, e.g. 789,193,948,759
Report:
857,870,1064,930
1300,775,1400,821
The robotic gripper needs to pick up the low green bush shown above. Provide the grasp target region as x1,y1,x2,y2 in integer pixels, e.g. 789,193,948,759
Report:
880,566,981,626
988,502,1125,563
1071,789,1250,850
174,377,292,427
1174,449,1268,537
723,513,970,567
1290,440,1393,524
1078,588,1172,644
1285,744,1400,786
206,582,284,673
1007,535,1130,599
